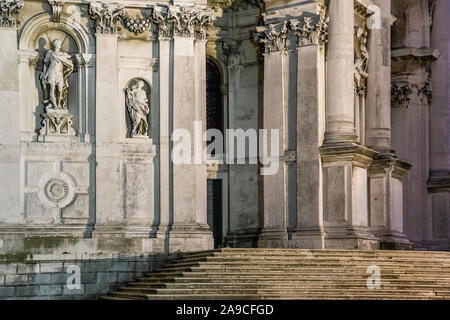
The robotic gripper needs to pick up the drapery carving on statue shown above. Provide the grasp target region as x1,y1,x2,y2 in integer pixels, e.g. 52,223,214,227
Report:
40,39,73,110
126,79,151,139
38,39,76,138
88,1,124,34
354,27,369,95
0,0,23,27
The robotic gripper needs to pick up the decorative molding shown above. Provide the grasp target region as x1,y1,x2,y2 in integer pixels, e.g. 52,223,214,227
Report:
48,0,65,23
0,0,23,27
123,17,151,34
88,1,124,34
38,172,77,210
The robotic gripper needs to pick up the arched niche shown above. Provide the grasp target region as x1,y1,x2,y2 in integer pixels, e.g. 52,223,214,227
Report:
18,13,94,142
124,78,152,139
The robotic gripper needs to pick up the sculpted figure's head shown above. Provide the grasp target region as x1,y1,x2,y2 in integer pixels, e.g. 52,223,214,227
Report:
137,80,145,89
52,39,62,52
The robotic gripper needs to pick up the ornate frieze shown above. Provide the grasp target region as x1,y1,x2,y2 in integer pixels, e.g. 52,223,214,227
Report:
0,0,23,27
88,1,124,34
48,0,65,23
123,17,151,34
354,26,369,95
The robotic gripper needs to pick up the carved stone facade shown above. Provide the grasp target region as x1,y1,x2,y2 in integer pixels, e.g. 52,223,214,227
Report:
0,0,449,265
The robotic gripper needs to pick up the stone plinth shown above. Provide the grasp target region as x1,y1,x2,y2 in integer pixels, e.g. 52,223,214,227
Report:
38,108,77,142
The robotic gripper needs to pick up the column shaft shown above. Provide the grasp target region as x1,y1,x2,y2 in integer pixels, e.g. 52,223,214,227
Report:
325,0,356,143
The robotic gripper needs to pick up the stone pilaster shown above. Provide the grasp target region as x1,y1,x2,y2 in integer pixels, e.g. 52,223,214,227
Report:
169,6,214,251
0,23,21,224
290,7,327,248
256,21,289,248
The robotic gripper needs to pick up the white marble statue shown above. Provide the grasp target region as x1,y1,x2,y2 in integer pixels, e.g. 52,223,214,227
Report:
40,39,73,110
126,80,150,137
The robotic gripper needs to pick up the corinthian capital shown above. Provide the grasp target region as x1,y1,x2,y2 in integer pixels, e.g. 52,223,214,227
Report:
291,8,328,47
256,21,289,54
89,1,124,34
0,0,23,28
168,6,215,39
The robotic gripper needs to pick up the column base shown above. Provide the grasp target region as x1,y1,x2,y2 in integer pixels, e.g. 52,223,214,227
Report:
226,229,259,248
324,227,380,250
289,228,325,249
258,228,288,248
166,223,214,252
379,233,413,250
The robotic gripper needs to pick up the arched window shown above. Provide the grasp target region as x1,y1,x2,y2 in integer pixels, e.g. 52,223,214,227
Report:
206,59,223,134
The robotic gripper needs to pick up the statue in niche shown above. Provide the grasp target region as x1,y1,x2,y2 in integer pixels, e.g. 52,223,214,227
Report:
37,39,76,140
40,39,73,110
125,79,150,138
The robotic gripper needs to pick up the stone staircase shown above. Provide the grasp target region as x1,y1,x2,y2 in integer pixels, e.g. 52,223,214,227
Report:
100,249,450,300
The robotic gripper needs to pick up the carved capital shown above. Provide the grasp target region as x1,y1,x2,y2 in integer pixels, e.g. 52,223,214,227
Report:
168,6,214,39
48,0,65,23
152,7,170,38
256,21,289,54
0,0,23,28
222,40,241,65
391,83,413,108
291,6,328,48
89,1,124,34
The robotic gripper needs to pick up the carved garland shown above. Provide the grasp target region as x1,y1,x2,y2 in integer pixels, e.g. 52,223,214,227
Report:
0,0,23,27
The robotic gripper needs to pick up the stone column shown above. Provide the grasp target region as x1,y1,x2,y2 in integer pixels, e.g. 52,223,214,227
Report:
366,0,412,248
291,13,327,248
0,26,21,225
324,0,357,144
257,22,289,248
321,0,377,249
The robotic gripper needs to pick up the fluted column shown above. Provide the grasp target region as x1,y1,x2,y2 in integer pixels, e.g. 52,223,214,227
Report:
324,0,357,144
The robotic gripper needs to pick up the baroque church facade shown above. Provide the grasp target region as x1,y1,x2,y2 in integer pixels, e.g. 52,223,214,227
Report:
0,0,449,258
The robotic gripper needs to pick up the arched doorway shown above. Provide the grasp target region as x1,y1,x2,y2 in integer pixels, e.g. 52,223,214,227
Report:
206,58,225,248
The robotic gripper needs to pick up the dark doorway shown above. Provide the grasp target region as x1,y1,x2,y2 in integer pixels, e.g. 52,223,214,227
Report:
207,179,223,248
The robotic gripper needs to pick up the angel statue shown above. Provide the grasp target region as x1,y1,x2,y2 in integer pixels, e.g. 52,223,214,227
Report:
39,39,74,110
126,80,150,138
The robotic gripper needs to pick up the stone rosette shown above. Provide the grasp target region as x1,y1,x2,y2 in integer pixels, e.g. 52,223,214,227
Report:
38,172,77,209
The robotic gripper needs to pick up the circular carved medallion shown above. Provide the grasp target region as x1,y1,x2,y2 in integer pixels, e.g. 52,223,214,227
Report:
45,179,69,202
